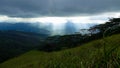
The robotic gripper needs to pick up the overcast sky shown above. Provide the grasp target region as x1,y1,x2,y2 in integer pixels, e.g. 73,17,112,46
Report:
0,0,120,35
0,0,120,24
0,0,120,17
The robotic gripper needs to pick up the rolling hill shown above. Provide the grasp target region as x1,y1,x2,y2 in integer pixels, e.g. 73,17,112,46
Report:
0,34,120,68
0,30,48,63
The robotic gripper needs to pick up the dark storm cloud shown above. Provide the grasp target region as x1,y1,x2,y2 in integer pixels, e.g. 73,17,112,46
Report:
0,0,120,17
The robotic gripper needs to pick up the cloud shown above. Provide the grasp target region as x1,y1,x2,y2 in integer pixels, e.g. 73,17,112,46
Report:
1,12,120,24
0,0,120,17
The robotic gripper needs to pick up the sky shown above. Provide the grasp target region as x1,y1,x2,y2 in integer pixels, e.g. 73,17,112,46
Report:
0,0,120,23
0,0,120,35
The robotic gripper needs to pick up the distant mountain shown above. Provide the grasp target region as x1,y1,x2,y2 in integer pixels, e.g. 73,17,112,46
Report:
0,23,50,35
0,22,97,35
64,21,97,35
64,21,77,34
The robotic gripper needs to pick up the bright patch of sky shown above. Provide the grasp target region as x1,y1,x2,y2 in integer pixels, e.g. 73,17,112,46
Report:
0,12,120,35
0,12,120,24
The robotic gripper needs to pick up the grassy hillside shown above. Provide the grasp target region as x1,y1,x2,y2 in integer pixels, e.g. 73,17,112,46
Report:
0,34,120,68
0,30,48,63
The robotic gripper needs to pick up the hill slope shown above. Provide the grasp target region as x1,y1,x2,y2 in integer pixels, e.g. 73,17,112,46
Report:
0,30,48,63
0,34,120,68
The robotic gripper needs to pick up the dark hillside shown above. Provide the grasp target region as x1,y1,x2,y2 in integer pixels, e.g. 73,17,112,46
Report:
0,30,48,63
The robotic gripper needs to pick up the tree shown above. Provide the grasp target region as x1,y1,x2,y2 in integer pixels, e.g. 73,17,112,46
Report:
89,18,120,34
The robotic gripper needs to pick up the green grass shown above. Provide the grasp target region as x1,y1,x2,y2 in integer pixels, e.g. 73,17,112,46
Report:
0,34,120,68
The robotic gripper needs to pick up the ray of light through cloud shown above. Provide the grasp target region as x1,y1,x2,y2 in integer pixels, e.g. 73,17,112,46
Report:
0,12,120,35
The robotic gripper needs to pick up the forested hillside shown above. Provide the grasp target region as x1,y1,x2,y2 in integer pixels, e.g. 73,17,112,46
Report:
0,31,48,63
0,34,120,68
0,18,120,67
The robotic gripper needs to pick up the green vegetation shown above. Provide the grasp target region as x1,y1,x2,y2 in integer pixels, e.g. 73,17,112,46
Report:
0,31,48,63
0,34,120,68
0,17,120,67
40,17,120,52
